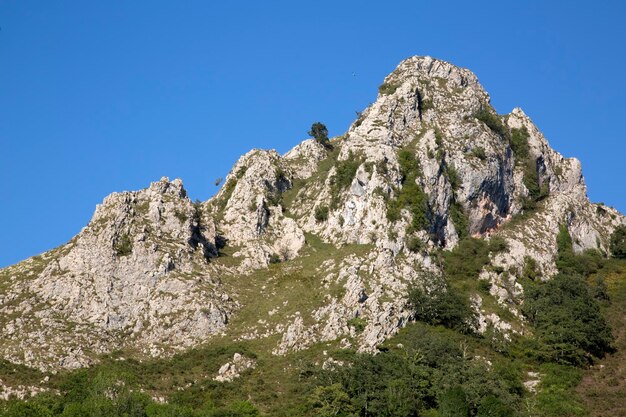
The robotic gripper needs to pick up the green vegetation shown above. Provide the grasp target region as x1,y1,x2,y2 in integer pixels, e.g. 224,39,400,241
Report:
509,126,548,209
555,224,604,276
520,224,614,367
522,273,613,366
346,317,366,333
314,324,524,417
329,153,362,209
408,279,477,334
509,127,547,205
474,107,509,140
536,364,586,416
174,209,189,223
575,259,626,415
610,225,626,258
434,128,445,161
113,233,132,257
443,236,507,282
314,205,329,223
469,147,486,161
444,164,460,192
510,127,530,160
3,253,625,417
0,356,262,417
407,237,509,336
308,122,330,147
406,236,422,253
353,111,365,127
449,201,469,239
386,149,429,231
378,81,400,95
420,98,434,111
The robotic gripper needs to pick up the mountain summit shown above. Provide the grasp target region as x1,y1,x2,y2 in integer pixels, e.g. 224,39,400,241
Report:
1,56,623,375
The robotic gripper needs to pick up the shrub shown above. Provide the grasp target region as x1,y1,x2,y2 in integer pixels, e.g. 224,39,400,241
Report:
449,201,469,239
333,156,360,190
478,279,492,293
174,210,188,223
307,384,357,417
378,82,400,95
445,164,461,191
386,149,429,231
406,236,422,253
509,127,530,161
315,206,329,223
443,237,507,282
408,282,477,334
476,395,514,417
420,98,434,111
329,152,362,208
470,147,487,160
354,111,365,127
522,159,548,202
474,106,509,140
217,177,239,211
317,323,526,417
114,233,133,257
522,256,540,281
610,225,626,259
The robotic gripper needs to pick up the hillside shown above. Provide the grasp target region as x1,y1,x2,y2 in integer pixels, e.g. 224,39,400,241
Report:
1,56,625,416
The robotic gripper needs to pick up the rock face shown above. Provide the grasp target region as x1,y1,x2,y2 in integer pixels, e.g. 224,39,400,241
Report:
208,149,306,270
1,56,624,371
0,178,232,370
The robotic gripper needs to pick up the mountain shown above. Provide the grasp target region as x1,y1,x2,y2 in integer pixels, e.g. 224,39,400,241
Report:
1,56,625,415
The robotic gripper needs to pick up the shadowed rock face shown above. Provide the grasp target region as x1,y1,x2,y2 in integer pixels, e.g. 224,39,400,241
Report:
1,56,624,371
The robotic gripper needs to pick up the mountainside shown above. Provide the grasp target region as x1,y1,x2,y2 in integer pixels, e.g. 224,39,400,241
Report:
1,56,625,415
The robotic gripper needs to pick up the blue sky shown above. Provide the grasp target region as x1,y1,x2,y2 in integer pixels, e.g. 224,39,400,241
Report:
1,1,625,267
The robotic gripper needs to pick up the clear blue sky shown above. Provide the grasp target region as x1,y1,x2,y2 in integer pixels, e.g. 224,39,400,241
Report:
1,1,625,267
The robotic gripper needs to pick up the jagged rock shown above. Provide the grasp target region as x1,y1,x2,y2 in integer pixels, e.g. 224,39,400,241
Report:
214,353,256,382
0,178,231,370
210,149,305,270
283,139,329,179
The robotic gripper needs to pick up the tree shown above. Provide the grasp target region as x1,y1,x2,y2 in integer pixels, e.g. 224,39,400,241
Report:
439,386,470,417
308,122,329,145
522,274,613,365
307,384,357,417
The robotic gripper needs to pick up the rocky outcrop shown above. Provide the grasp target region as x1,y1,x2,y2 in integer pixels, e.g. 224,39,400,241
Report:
210,150,306,269
214,353,256,382
0,178,232,370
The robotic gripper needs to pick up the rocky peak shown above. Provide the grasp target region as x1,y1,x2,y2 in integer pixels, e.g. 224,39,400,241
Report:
1,56,624,373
